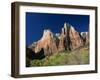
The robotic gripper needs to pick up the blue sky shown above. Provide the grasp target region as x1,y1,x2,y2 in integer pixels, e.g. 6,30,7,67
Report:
26,12,89,46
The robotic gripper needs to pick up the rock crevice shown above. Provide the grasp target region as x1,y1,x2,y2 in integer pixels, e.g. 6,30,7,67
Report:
29,22,89,56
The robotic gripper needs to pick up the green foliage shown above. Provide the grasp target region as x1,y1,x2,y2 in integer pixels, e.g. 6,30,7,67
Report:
28,46,89,67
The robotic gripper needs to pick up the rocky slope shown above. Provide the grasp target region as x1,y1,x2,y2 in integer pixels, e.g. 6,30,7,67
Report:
29,22,89,56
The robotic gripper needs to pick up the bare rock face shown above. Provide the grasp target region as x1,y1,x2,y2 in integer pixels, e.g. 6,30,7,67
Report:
81,32,89,45
29,22,89,56
31,30,59,56
29,42,37,52
68,24,84,50
58,23,83,51
58,24,67,52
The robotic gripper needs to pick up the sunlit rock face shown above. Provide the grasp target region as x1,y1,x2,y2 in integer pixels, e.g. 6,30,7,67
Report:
58,23,84,51
29,22,89,56
30,29,59,56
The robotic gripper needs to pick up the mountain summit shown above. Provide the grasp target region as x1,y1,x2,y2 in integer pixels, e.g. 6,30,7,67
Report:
29,22,89,56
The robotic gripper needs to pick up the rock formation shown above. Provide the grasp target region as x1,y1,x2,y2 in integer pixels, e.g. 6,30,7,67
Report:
58,23,84,51
81,32,89,45
29,22,89,56
30,30,59,56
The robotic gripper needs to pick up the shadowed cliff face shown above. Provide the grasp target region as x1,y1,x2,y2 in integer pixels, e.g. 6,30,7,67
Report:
29,22,89,56
26,47,45,60
26,47,45,67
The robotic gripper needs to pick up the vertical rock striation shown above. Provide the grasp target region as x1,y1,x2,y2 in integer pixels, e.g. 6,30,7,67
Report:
29,22,89,56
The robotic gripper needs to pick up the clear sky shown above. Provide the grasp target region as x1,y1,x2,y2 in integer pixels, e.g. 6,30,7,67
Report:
26,12,89,46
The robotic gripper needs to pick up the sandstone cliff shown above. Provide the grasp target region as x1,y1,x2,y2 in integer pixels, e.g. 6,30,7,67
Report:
81,32,89,45
58,23,84,51
30,29,59,56
29,22,89,56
